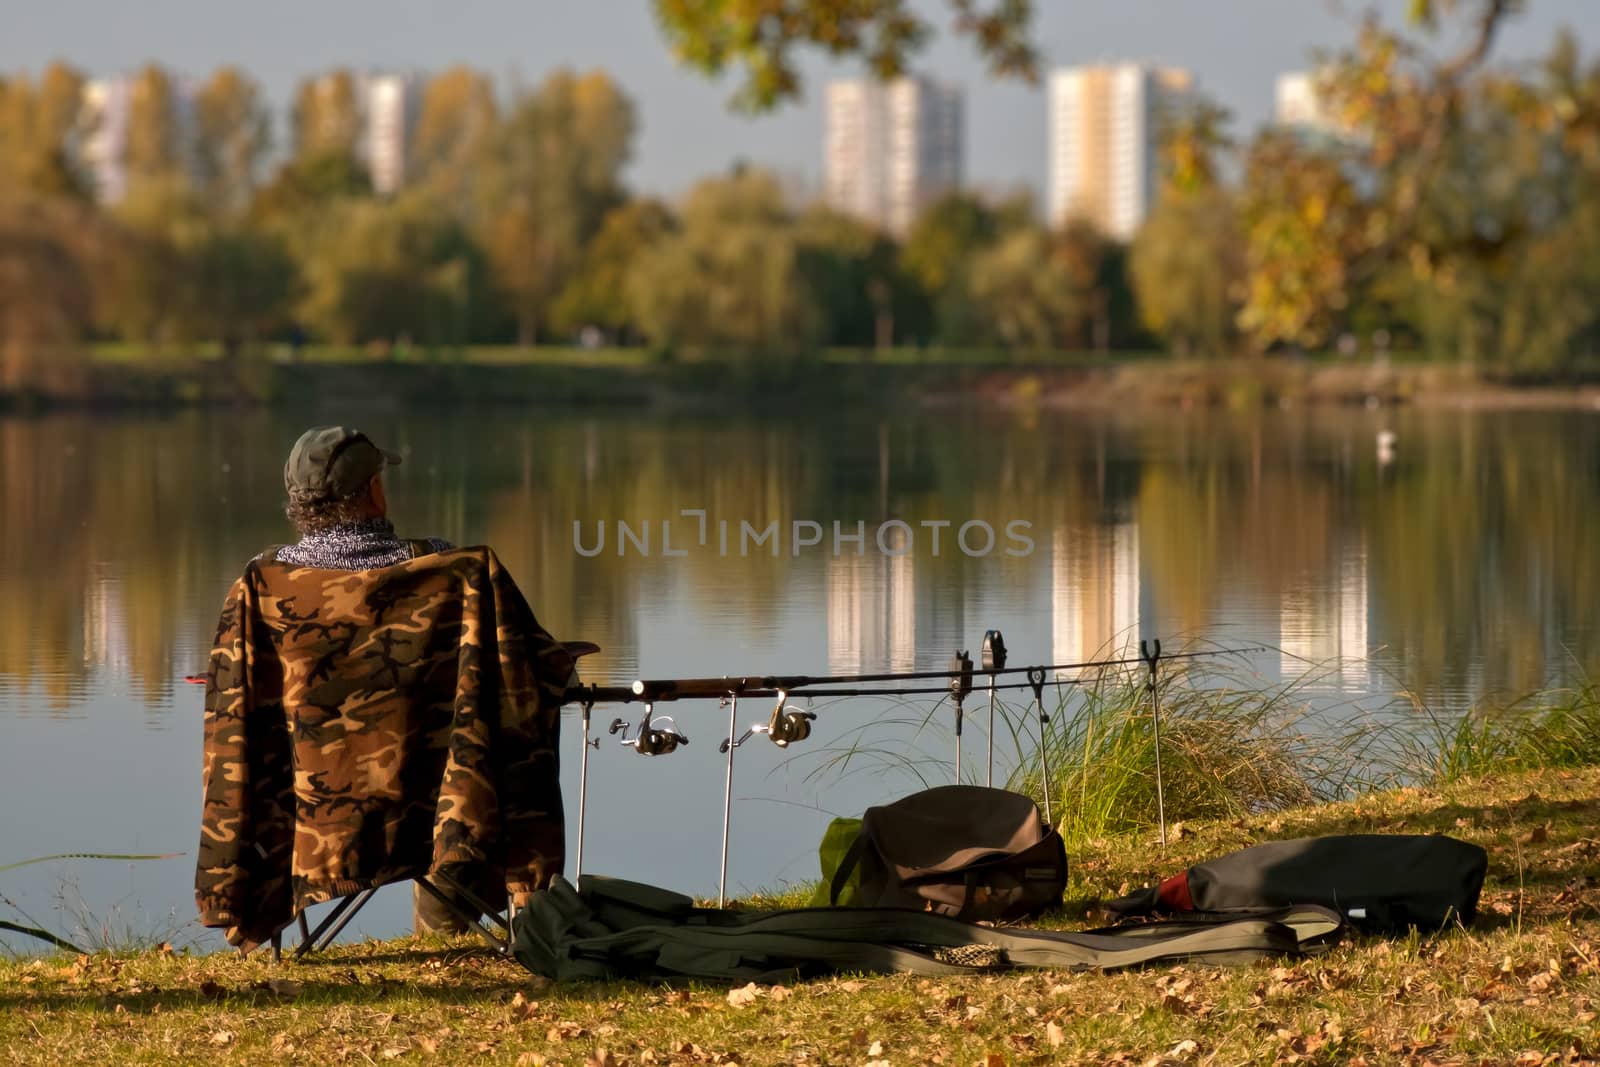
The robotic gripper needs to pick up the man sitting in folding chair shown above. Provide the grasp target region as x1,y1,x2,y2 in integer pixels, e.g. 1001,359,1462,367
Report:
195,425,580,955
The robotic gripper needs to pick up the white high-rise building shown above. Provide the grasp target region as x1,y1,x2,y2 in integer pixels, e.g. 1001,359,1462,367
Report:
1275,71,1353,142
80,79,132,204
824,76,963,235
360,72,426,196
80,75,199,204
1048,64,1194,240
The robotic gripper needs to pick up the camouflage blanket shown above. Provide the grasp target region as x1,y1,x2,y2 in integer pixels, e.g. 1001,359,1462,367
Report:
196,546,574,947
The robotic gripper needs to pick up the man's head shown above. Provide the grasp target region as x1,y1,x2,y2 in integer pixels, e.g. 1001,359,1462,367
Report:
283,426,402,536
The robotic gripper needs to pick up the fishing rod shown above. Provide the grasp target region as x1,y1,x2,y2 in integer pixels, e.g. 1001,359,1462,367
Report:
619,645,1266,703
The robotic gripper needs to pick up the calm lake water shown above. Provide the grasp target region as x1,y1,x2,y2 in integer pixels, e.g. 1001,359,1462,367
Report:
1,404,1597,951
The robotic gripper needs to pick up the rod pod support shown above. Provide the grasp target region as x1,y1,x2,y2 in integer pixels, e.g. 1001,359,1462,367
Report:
949,650,973,781
718,692,739,908
981,630,1007,788
1028,666,1053,826
1141,638,1166,849
574,699,601,882
716,690,818,908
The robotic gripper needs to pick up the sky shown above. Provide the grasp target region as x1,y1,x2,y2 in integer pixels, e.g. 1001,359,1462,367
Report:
2,0,1595,200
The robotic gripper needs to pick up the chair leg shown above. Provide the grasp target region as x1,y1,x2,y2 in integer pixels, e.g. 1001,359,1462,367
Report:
311,888,379,954
292,890,377,960
431,868,511,933
414,876,509,955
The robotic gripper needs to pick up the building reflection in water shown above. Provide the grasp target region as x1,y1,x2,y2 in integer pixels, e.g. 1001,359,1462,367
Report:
826,552,917,675
1051,523,1141,670
1280,541,1371,688
82,577,131,679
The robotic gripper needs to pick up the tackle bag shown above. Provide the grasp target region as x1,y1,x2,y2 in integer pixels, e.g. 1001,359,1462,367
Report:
1108,834,1488,933
512,874,1344,983
812,785,1067,922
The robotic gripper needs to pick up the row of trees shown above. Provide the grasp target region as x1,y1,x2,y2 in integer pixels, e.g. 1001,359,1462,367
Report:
0,59,1152,366
4,3,1600,389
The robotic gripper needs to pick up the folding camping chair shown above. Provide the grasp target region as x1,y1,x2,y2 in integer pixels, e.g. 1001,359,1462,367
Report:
256,640,603,962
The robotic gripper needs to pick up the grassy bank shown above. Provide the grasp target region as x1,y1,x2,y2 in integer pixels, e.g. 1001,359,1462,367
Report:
5,346,1600,413
3,763,1598,1065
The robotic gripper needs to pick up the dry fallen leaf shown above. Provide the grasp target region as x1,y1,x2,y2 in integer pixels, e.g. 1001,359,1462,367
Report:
380,1047,408,1061
768,985,792,1002
1168,1038,1200,1059
546,1022,588,1042
726,982,761,1007
199,979,226,999
1047,1021,1065,1048
867,1040,884,1056
210,1030,235,1046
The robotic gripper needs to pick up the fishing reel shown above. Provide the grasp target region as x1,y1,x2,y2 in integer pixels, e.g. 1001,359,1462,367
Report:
609,705,688,756
759,691,816,748
720,690,817,752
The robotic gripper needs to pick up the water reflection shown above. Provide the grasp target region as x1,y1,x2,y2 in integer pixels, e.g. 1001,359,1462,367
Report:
1,408,1598,712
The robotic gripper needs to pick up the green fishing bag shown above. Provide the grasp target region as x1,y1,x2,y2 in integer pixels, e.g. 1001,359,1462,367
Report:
812,786,1067,922
809,817,865,907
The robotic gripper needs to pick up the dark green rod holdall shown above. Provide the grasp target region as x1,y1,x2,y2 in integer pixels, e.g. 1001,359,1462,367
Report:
511,874,1344,983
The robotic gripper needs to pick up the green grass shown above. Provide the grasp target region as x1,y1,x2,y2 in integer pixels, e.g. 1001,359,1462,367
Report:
1402,682,1600,784
3,765,1599,1065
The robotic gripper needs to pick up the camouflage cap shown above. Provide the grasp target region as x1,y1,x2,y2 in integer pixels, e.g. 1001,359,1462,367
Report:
284,426,402,501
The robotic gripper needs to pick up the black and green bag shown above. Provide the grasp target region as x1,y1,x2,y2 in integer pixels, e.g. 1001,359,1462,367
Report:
813,785,1067,922
1108,834,1488,933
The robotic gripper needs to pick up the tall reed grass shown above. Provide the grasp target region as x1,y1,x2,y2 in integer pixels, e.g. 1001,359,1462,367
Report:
1401,682,1600,784
1005,659,1377,846
1007,657,1600,845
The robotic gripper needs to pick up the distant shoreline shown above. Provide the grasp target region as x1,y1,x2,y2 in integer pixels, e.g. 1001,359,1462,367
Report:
4,349,1600,414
